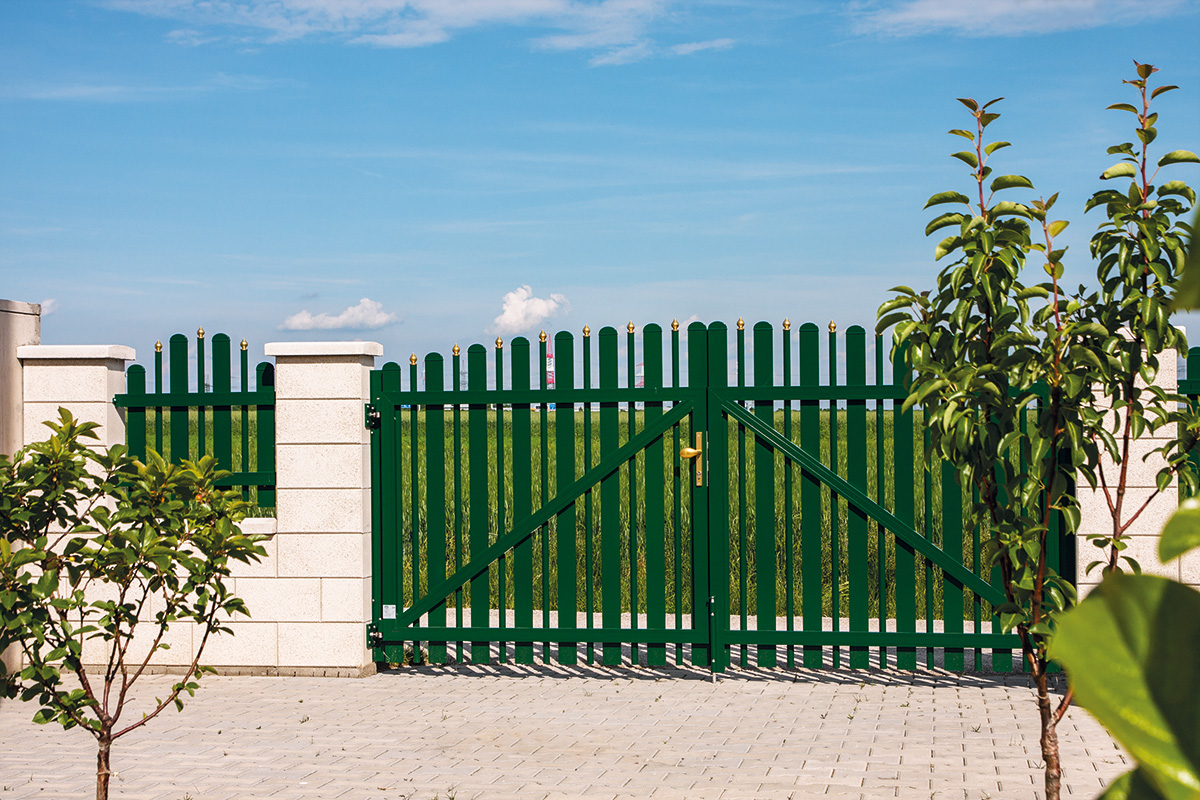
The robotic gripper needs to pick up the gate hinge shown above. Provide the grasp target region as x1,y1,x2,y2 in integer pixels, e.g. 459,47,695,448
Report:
367,623,383,648
365,403,381,430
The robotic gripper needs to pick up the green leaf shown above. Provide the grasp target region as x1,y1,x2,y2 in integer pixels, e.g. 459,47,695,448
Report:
934,235,962,261
1051,574,1200,800
1098,768,1170,800
926,212,965,236
1159,151,1200,167
990,174,1034,192
923,190,971,209
984,141,1011,155
1174,207,1200,311
951,150,979,169
948,128,974,141
1151,85,1179,100
1161,499,1200,563
1048,220,1069,238
1102,163,1139,180
957,97,979,112
1108,103,1140,114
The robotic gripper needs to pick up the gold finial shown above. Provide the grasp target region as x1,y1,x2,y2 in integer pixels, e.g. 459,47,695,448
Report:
539,330,547,343
155,340,162,353
240,338,248,351
410,353,418,366
783,318,791,331
583,325,591,337
495,336,503,349
737,317,745,330
197,326,205,338
627,321,635,334
829,320,837,333
672,319,679,332
452,344,460,357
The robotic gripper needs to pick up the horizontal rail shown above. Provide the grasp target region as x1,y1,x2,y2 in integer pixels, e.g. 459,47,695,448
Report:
373,384,906,406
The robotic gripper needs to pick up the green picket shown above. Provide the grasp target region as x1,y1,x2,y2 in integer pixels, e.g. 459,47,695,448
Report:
169,333,189,463
126,365,147,460
798,323,822,668
555,331,578,665
892,342,917,669
212,334,233,477
703,322,728,672
599,327,621,665
425,353,447,664
753,322,776,667
942,458,965,671
512,338,534,665
644,323,666,666
846,326,869,669
468,344,490,663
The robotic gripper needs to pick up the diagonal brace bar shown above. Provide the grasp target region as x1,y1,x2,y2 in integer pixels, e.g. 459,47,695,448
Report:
720,398,1006,607
393,399,695,630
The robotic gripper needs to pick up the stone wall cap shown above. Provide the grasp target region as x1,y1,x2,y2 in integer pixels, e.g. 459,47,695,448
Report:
239,517,277,536
17,345,136,361
0,299,41,315
265,342,383,358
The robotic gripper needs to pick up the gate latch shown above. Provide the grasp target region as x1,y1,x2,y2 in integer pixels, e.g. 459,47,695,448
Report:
365,403,381,431
680,433,703,486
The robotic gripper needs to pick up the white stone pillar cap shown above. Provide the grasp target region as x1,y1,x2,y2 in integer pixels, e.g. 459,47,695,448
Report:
17,345,136,361
264,342,383,357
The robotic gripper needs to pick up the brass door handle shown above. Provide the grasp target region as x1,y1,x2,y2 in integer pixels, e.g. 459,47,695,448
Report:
680,434,703,486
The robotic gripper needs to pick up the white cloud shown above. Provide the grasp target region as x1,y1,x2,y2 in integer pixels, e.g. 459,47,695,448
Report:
280,297,398,330
852,0,1188,37
589,41,654,66
40,298,59,316
103,0,670,62
492,285,570,335
670,37,734,55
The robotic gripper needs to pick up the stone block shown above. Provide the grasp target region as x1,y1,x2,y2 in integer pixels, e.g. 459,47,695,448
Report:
321,577,371,623
1075,487,1178,540
23,402,124,447
276,398,368,445
81,618,195,668
275,532,369,579
232,578,321,622
276,443,369,489
270,358,374,401
276,488,369,534
20,355,129,404
203,622,279,667
1094,437,1173,489
229,524,278,579
277,622,368,668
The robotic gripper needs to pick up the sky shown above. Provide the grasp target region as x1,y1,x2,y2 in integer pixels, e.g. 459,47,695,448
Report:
2,0,1199,384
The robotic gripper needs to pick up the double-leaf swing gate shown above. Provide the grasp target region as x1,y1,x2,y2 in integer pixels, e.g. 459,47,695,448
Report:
367,321,1070,673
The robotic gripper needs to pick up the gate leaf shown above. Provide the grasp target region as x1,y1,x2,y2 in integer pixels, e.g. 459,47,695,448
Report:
1051,574,1200,800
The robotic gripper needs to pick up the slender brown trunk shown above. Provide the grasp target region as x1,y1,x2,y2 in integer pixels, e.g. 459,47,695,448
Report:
1036,670,1062,800
96,733,112,800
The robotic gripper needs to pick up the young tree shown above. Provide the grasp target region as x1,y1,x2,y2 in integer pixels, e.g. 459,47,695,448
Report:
876,62,1196,800
0,410,267,800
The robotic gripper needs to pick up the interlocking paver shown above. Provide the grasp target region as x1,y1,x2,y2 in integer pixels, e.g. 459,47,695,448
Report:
0,666,1128,799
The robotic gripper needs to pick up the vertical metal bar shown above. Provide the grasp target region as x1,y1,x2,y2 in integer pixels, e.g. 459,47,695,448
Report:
169,333,189,463
468,345,490,663
237,343,246,501
212,334,233,478
672,322,683,665
626,323,639,665
875,340,888,669
942,458,965,671
410,357,421,634
453,346,464,664
828,324,841,668
599,327,621,665
644,324,666,666
380,363,404,663
426,353,447,664
583,328,595,664
555,331,578,666
539,333,550,661
799,323,822,668
783,321,794,668
892,340,916,670
847,326,869,669
369,366,384,663
255,362,276,509
155,341,164,457
687,322,712,669
512,338,534,665
752,322,776,667
495,340,507,663
736,321,747,667
924,426,935,668
704,323,728,673
973,484,982,672
126,365,147,459
197,328,206,458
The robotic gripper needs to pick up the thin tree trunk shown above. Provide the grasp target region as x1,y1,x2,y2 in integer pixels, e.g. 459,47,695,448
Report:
96,733,112,800
1036,671,1062,800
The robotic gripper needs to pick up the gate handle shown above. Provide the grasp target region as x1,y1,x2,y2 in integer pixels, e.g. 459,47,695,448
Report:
680,434,703,486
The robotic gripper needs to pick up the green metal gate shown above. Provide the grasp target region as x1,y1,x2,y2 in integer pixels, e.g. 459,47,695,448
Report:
367,321,1068,672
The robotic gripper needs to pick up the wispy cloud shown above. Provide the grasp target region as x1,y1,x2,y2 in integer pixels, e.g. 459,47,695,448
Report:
102,0,694,65
40,298,59,316
3,73,294,102
492,285,570,335
670,37,734,55
851,0,1190,37
280,297,398,330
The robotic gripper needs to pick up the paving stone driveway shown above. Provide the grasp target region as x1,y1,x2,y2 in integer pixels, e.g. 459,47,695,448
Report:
0,665,1126,800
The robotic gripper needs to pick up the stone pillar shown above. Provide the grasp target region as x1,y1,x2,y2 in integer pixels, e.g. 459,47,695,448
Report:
1076,350,1191,594
259,341,381,676
1,300,41,678
18,345,134,450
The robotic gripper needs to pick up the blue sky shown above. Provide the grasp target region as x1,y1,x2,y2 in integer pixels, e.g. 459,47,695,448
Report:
2,0,1199,378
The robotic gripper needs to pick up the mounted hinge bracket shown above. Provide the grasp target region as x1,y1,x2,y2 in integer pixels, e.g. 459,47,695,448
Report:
367,623,383,648
365,403,381,430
